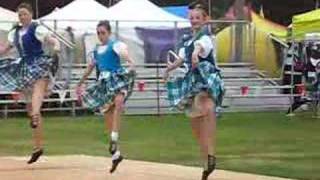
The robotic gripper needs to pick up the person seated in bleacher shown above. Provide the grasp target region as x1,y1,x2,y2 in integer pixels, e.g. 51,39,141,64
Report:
0,3,60,164
163,2,224,180
76,20,135,173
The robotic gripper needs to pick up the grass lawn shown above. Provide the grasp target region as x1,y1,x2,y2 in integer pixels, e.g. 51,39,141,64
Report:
0,111,319,180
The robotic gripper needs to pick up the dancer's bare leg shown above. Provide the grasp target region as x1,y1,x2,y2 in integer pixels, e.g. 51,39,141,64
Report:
27,79,48,164
109,93,125,173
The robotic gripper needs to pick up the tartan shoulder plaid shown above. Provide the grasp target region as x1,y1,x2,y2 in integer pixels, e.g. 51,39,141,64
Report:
0,56,54,92
167,61,224,112
82,68,136,110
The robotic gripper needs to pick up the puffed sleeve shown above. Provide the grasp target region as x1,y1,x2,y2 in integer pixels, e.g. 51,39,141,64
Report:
113,41,128,56
194,35,214,58
178,47,186,60
34,25,51,43
7,30,15,46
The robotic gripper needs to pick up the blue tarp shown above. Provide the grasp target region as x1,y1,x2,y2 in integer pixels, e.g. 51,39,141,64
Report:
162,6,188,19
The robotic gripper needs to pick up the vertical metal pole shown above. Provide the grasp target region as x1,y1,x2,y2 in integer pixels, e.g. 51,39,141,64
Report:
288,41,295,116
248,22,254,62
265,34,269,73
35,0,39,18
174,21,178,51
230,24,235,62
234,0,245,62
54,20,57,31
66,29,74,88
156,60,160,116
208,0,212,18
280,44,288,82
314,94,319,118
244,23,249,61
4,104,8,119
115,21,119,39
71,101,76,117
252,23,257,63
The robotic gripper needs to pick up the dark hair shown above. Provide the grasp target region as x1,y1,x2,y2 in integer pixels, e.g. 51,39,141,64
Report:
188,1,208,16
17,2,33,14
97,20,111,32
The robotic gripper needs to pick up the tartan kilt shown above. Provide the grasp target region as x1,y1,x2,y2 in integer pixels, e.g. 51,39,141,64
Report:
0,56,56,91
82,68,136,110
167,61,225,111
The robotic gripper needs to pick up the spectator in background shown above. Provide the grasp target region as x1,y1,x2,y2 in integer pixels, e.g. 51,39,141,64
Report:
62,26,75,88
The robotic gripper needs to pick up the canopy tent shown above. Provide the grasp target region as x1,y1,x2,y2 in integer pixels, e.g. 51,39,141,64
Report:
40,0,110,31
40,0,190,65
251,10,288,39
106,0,189,28
0,7,18,31
292,9,320,40
40,0,189,30
39,0,111,80
162,5,188,19
100,0,190,64
216,9,289,76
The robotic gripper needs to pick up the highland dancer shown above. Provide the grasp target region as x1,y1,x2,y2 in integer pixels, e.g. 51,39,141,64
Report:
164,3,224,180
0,3,60,164
77,20,135,173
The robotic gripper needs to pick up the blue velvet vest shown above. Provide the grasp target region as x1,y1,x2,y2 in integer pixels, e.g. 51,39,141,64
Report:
14,22,44,64
93,40,121,72
179,28,216,71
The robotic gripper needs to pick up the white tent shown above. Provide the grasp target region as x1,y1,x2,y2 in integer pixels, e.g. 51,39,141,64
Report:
0,7,18,31
41,0,189,30
106,0,189,28
40,0,190,64
102,0,189,64
41,0,110,31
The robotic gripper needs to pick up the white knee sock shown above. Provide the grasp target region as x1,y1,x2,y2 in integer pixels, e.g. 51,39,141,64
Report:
111,131,119,142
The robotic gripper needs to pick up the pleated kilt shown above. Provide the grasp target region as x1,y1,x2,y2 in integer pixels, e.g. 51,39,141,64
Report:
81,68,136,111
166,61,225,113
0,56,56,92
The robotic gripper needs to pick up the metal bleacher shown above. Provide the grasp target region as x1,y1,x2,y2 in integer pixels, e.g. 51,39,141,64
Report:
0,62,294,118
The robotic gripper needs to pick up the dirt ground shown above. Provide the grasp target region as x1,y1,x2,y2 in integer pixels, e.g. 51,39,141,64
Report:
0,155,295,180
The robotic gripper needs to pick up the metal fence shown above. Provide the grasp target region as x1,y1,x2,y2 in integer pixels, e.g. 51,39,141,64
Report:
0,19,307,117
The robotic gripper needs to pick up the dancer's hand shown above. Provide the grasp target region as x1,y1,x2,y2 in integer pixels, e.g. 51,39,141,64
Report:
167,60,175,70
76,83,84,94
163,70,169,81
164,61,175,81
191,52,199,69
76,84,84,96
0,42,6,55
128,64,135,73
75,84,84,105
0,42,12,55
192,44,202,70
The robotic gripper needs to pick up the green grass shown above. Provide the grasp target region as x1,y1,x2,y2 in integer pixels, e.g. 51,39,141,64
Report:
0,112,319,180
